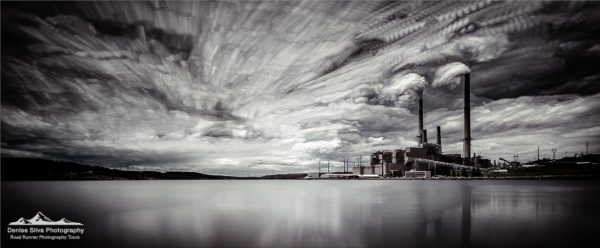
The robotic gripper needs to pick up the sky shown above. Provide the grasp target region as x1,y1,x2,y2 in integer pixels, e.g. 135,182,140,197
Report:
2,0,599,175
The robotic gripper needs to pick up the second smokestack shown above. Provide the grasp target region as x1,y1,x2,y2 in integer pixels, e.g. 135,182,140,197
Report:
436,126,441,146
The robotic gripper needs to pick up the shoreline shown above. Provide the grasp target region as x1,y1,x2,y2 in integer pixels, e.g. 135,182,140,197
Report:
3,175,600,181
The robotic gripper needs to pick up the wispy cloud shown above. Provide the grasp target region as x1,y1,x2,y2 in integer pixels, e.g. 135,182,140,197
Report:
1,1,599,175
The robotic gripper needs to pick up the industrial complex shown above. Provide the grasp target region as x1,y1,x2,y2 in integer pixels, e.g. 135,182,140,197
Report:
306,71,598,180
355,72,486,178
303,72,491,179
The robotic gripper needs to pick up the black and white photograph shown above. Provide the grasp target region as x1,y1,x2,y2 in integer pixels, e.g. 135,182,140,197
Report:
1,0,600,247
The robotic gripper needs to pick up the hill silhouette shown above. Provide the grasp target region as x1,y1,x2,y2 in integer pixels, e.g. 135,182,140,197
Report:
1,157,235,180
1,157,308,180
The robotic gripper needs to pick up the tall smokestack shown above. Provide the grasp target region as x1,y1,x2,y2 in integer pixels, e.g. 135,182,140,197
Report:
436,126,441,146
463,73,471,166
418,97,424,145
422,129,428,144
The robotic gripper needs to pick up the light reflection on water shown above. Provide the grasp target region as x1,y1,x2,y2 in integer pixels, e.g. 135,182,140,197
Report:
2,180,600,248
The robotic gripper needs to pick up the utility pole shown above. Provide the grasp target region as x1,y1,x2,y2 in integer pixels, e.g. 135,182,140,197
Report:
551,148,559,160
537,146,540,161
358,156,362,172
318,160,321,177
346,158,349,173
345,158,348,173
327,161,330,174
586,141,589,155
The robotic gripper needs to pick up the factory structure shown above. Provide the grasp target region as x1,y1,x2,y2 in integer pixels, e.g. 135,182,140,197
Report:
306,70,596,180
352,73,491,178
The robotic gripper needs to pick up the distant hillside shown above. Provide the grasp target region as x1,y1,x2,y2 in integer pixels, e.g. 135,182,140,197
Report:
260,173,307,179
1,157,235,180
504,154,600,177
524,154,600,166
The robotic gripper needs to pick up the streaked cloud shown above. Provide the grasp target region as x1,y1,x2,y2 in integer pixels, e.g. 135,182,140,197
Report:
1,1,599,175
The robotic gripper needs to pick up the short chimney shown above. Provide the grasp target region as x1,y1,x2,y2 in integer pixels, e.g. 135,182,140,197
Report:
418,98,424,145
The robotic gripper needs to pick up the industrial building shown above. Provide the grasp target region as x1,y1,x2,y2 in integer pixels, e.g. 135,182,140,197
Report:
353,73,490,178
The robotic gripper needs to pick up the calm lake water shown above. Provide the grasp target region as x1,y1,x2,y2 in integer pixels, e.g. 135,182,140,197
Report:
3,180,600,248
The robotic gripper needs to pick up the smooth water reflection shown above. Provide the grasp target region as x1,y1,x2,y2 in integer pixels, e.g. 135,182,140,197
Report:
3,180,600,247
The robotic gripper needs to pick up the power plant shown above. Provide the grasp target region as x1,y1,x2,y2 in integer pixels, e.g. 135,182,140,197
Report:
304,70,597,180
352,72,491,178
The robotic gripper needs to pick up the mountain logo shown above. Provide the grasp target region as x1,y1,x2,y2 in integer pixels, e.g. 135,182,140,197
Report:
8,211,83,226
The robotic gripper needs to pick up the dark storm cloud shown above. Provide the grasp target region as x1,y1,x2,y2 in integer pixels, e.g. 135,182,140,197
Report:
1,1,599,174
1,119,191,167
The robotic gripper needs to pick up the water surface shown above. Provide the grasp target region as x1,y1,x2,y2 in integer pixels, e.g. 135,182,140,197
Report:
3,180,600,247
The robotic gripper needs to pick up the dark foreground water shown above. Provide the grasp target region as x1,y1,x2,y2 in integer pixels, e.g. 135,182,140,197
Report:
2,180,600,248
